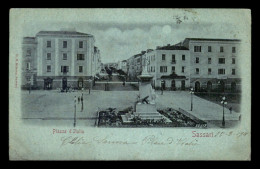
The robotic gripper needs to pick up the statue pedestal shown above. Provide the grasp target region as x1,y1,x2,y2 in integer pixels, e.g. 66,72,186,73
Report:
121,65,171,123
136,103,157,114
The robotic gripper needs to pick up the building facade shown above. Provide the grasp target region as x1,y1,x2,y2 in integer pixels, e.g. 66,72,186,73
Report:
117,60,127,73
146,45,190,90
182,38,241,92
22,30,101,90
125,38,241,92
21,37,38,89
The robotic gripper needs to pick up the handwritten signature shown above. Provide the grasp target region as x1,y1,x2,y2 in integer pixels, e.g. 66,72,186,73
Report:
60,135,199,147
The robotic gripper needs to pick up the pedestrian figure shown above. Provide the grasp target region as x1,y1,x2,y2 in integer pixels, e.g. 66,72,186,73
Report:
229,107,232,114
161,86,163,95
81,95,84,112
78,96,80,104
123,80,125,86
74,96,77,105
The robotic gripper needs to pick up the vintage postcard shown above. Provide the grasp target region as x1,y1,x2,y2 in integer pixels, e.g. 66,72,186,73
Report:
9,8,251,160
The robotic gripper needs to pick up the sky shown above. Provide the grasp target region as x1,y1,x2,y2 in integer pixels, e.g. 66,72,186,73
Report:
20,9,249,63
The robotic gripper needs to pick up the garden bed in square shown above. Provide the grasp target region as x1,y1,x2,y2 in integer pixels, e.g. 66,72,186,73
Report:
97,107,207,128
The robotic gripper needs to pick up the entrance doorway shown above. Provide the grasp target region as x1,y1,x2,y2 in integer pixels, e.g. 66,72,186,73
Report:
171,80,176,90
219,80,225,92
181,80,185,90
62,77,67,90
231,82,236,92
195,81,200,92
161,80,166,90
44,78,53,90
207,81,212,92
78,77,83,89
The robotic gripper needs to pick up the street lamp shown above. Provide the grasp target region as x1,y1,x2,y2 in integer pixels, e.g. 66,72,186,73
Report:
221,96,227,127
87,78,92,94
27,77,31,94
190,87,194,111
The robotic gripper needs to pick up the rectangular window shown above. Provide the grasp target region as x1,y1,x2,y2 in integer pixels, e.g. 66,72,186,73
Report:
182,66,185,73
232,47,236,53
208,46,212,52
26,49,31,56
182,55,185,61
79,66,83,73
218,58,225,64
63,53,67,60
194,46,201,52
172,66,175,72
220,46,224,52
232,58,235,64
208,68,211,75
61,66,69,73
63,41,67,48
47,65,51,72
160,66,167,73
196,57,199,63
26,62,30,70
196,68,199,74
208,58,212,64
162,54,166,61
47,41,51,48
47,53,51,60
77,54,85,60
232,69,236,75
218,69,225,75
79,41,83,48
172,55,176,63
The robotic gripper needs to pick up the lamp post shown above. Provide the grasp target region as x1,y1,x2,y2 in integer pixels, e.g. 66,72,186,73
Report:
27,76,31,94
88,78,92,94
74,96,77,127
221,96,227,127
190,87,194,111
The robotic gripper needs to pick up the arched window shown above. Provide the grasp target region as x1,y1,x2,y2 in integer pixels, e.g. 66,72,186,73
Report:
231,82,236,92
195,81,200,92
207,81,212,92
171,80,176,90
78,77,84,89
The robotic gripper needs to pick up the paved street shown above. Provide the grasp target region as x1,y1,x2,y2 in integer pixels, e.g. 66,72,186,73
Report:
21,90,241,128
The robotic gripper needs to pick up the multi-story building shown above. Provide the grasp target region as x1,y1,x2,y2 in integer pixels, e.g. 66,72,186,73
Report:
126,38,241,92
126,56,135,80
117,60,127,73
94,46,101,75
21,37,38,89
146,44,190,90
22,30,101,90
182,38,241,92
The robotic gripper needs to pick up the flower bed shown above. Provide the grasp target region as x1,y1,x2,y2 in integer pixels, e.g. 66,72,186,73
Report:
97,107,204,128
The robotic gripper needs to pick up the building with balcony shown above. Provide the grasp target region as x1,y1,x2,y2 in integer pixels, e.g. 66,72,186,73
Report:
125,38,241,92
146,44,190,90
